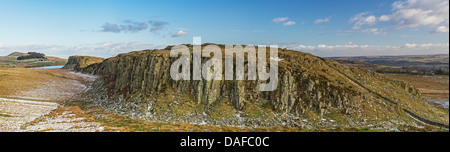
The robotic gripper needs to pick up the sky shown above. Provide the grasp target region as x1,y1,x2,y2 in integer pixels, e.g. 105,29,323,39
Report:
0,0,448,58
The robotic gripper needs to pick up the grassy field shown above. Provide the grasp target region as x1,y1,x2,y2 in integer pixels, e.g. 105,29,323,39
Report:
386,74,449,101
0,68,59,97
0,68,93,101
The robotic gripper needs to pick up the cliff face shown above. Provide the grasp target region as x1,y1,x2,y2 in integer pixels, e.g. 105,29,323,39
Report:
80,49,355,115
63,56,104,71
69,45,447,129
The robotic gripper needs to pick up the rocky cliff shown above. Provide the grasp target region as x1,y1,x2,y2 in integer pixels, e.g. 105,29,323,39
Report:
68,44,448,130
63,56,104,70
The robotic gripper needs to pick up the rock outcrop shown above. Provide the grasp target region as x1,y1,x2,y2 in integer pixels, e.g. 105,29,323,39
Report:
63,56,104,71
66,44,448,129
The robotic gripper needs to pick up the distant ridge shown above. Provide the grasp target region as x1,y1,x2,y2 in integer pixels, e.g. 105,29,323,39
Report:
328,54,449,70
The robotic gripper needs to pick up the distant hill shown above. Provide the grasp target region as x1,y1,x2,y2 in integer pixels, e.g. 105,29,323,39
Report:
16,52,46,60
0,52,67,68
4,52,66,62
328,54,449,70
8,52,29,57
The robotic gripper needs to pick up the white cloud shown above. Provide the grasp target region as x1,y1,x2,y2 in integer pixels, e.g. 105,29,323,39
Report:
148,20,169,32
315,17,331,24
379,15,391,22
360,28,386,35
283,21,296,26
389,0,448,29
272,17,297,27
432,26,449,33
280,42,449,57
349,12,368,23
0,42,163,58
272,17,289,23
350,0,449,33
171,30,188,37
349,12,379,29
101,21,150,33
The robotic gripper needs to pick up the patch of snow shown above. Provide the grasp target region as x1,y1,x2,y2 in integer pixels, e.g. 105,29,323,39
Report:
270,57,284,61
0,97,58,106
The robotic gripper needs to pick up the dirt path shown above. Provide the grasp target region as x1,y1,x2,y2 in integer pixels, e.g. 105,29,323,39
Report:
404,109,449,129
0,68,106,132
338,69,449,129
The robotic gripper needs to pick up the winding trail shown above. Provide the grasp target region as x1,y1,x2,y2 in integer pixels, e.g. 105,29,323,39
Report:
403,109,449,129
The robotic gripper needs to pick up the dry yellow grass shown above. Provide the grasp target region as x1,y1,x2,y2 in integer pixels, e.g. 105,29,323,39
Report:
81,57,104,68
0,68,54,96
44,56,68,62
0,68,93,101
386,74,449,100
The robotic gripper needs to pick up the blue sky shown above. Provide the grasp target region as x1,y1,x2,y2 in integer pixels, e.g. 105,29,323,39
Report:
0,0,448,58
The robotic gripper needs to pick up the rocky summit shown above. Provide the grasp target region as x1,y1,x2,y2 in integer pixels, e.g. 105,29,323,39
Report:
66,44,448,130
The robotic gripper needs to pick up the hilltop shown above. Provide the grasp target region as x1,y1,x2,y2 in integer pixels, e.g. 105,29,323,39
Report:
65,44,449,131
8,52,29,57
0,52,67,68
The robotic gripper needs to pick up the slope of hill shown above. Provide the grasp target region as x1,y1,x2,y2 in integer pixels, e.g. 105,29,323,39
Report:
67,45,449,131
7,52,29,57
